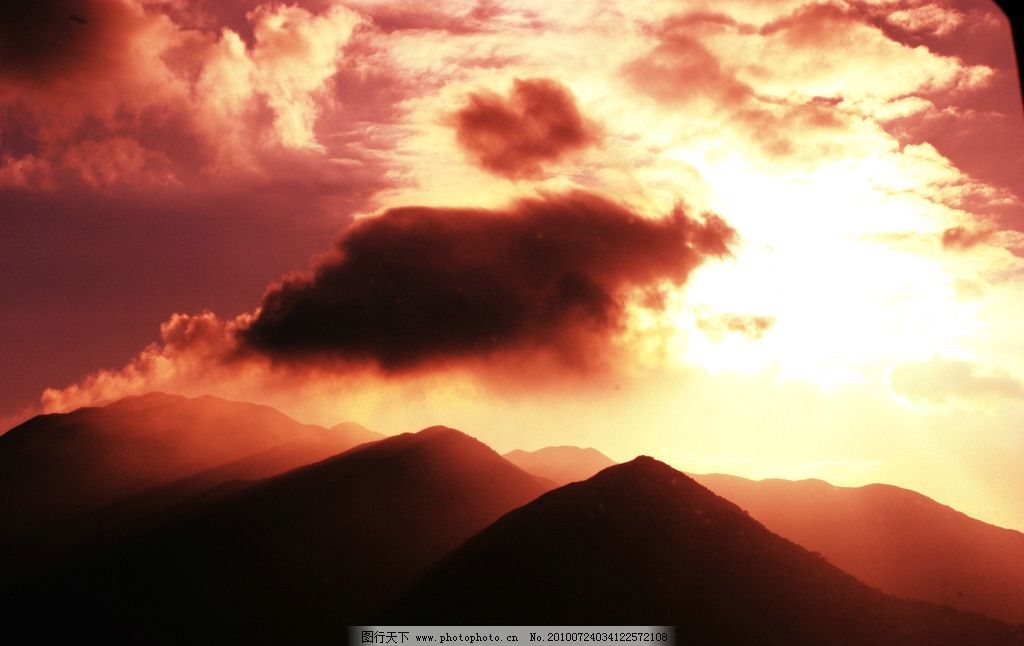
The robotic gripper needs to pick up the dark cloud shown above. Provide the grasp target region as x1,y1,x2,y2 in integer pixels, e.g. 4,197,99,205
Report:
240,191,733,372
452,78,599,180
0,0,139,84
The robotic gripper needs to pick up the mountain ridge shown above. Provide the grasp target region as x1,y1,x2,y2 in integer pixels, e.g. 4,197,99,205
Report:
6,425,555,644
692,471,1024,624
0,391,382,579
387,456,1022,645
503,444,617,484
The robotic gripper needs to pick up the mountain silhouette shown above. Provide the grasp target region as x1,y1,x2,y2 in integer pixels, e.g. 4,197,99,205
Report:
387,457,1023,645
504,445,616,484
0,392,378,539
0,393,383,583
692,473,1024,624
329,420,383,444
7,426,553,644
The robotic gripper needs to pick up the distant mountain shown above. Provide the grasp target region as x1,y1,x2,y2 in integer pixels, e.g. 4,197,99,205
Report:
692,473,1024,624
387,457,1022,645
504,445,616,484
7,426,553,644
330,420,382,445
0,392,377,539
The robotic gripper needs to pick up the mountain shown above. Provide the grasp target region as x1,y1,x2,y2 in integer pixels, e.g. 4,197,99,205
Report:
504,445,616,484
7,426,553,644
330,420,382,445
387,457,1023,646
692,473,1024,624
0,392,378,539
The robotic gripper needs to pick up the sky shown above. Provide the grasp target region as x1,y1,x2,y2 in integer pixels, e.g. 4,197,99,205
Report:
2,0,1024,530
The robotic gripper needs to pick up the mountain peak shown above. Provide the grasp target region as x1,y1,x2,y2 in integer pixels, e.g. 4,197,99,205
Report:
588,454,666,478
619,454,669,470
387,453,1021,645
329,421,383,445
591,455,708,493
310,425,538,485
105,391,189,410
406,425,500,452
416,425,465,438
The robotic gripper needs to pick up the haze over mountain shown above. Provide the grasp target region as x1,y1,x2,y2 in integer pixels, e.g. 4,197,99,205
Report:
693,473,1024,625
5,396,1022,644
504,445,616,484
0,393,385,584
329,420,383,445
0,392,379,540
388,458,1023,646
6,426,553,644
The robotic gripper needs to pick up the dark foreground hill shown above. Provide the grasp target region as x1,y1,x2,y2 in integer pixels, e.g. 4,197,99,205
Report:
0,393,382,581
0,392,379,539
6,426,553,644
693,473,1024,624
504,445,616,484
387,457,1023,646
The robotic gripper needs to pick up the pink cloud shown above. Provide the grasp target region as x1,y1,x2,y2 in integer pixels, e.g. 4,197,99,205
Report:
0,1,397,194
452,78,600,180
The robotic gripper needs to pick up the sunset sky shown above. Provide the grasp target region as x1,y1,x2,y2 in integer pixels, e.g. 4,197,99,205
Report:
2,0,1024,531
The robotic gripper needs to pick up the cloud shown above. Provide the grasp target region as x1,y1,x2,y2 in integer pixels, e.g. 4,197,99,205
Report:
622,15,849,162
40,310,245,414
885,4,964,37
697,313,775,340
451,78,599,179
0,0,189,147
757,3,992,99
628,3,992,115
205,3,361,151
941,225,994,250
339,0,499,35
0,0,144,84
240,191,733,371
886,357,1024,410
623,30,752,106
0,1,380,191
38,190,735,417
